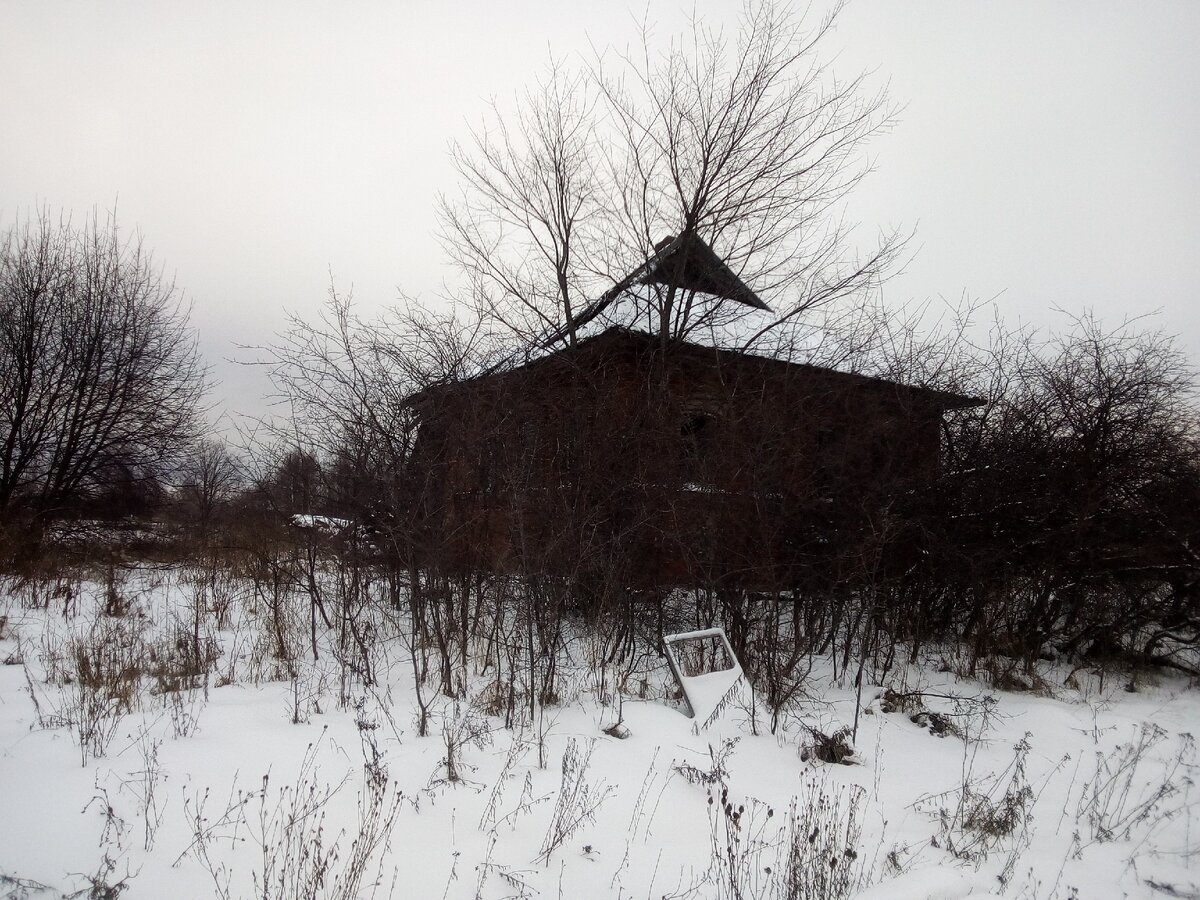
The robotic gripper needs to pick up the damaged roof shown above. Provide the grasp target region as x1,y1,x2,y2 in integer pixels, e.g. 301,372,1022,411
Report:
544,232,769,347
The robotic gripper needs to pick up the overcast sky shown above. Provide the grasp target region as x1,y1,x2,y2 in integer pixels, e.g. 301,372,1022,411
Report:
3,1,1197,429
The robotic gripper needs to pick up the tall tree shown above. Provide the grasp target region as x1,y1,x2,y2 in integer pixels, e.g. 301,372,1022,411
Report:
440,1,902,350
178,438,242,536
0,211,206,530
440,62,602,347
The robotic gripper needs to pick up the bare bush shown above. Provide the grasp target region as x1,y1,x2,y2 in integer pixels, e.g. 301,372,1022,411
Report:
674,738,739,788
119,732,166,852
703,779,865,900
913,732,1059,885
179,736,403,900
777,782,866,900
537,738,612,864
1076,724,1196,849
800,725,858,766
64,851,135,900
910,313,1200,671
26,617,145,765
439,699,494,787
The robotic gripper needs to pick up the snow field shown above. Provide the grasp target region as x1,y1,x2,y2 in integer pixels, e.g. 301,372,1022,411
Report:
0,565,1196,899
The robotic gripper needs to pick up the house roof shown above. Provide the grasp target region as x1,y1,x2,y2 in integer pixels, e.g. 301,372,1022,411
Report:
543,232,769,347
412,326,984,412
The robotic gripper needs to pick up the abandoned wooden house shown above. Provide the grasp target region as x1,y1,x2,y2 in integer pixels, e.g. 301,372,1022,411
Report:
407,234,979,593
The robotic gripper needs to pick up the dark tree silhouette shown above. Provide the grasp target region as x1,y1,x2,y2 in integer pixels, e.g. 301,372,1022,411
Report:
0,211,205,540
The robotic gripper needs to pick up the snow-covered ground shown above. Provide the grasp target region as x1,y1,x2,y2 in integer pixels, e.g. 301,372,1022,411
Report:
0,565,1196,899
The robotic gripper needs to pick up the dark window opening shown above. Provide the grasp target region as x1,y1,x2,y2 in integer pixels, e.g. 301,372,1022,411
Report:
814,427,835,495
681,411,716,481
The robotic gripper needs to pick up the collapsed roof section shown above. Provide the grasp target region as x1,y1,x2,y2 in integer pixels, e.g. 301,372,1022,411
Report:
543,232,769,347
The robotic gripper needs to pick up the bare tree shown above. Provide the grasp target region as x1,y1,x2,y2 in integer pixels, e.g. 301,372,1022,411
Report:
0,211,206,542
261,290,506,732
441,1,902,350
178,438,243,536
265,288,496,458
601,1,901,344
440,61,603,347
